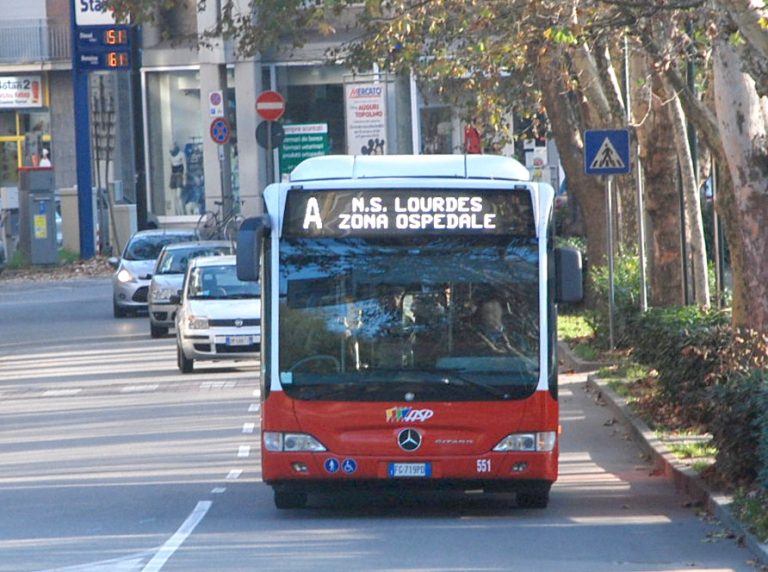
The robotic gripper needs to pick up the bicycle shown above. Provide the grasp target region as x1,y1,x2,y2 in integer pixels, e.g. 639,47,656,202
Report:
196,199,245,241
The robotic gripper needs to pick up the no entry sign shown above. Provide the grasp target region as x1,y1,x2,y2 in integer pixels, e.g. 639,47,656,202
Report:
256,90,285,122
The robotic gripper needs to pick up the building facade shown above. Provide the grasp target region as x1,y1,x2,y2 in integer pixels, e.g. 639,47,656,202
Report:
1,1,550,247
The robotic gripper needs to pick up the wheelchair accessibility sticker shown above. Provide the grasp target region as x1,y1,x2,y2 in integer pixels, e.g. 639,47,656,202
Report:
342,459,358,474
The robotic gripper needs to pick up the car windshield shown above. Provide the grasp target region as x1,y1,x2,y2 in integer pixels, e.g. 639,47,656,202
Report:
187,264,261,300
156,246,231,275
124,234,194,261
278,236,540,402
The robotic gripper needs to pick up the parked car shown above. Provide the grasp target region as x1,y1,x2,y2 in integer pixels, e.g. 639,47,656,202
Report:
175,255,261,373
148,240,234,338
110,228,198,317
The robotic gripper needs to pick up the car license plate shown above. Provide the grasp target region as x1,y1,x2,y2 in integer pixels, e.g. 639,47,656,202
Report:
388,463,431,478
226,335,252,346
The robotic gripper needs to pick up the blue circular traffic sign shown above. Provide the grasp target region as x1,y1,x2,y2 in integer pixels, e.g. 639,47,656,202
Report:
210,117,231,145
324,458,340,473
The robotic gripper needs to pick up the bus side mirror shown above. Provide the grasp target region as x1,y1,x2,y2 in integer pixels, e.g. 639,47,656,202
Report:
554,247,583,304
237,215,270,282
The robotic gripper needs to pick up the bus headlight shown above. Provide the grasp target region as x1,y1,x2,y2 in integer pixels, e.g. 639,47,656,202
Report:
493,431,556,452
264,432,327,452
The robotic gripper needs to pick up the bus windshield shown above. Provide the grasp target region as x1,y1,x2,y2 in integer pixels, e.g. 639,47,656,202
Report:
278,235,540,401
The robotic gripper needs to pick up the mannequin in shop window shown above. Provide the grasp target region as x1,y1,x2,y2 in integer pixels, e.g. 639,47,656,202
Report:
168,143,185,215
39,148,52,167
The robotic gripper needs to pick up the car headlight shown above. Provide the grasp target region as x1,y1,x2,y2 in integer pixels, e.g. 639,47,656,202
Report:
150,286,177,303
116,268,136,283
186,315,209,329
493,431,556,452
263,432,327,452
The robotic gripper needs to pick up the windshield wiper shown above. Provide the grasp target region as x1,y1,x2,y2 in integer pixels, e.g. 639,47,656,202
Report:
434,370,512,400
222,294,260,299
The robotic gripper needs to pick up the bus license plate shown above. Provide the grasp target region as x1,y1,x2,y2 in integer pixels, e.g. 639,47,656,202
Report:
226,335,252,346
388,463,431,478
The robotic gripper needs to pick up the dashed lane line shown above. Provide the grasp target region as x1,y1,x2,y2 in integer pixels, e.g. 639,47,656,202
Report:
121,384,160,393
42,389,83,397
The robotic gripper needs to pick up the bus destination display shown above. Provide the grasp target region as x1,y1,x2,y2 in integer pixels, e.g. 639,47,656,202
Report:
284,189,535,237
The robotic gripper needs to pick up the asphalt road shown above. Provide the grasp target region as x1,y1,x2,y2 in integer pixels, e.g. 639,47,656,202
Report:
0,277,760,571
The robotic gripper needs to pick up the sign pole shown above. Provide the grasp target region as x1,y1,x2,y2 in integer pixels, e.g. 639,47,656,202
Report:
267,121,273,183
606,176,616,350
584,128,630,351
255,91,286,184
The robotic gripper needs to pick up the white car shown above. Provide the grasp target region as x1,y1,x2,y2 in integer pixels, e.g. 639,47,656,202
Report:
175,255,261,373
148,240,234,338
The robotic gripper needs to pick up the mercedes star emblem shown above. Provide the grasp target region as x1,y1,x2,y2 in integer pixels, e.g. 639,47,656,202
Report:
397,428,422,452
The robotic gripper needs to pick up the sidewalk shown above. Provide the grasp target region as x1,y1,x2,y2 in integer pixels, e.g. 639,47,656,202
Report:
558,340,768,567
0,257,113,282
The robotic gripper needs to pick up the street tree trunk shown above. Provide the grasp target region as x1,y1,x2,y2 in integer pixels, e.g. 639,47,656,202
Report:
631,50,684,307
713,40,768,331
537,43,606,305
664,83,711,307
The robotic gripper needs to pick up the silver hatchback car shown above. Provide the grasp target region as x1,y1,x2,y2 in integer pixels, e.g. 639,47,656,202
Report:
175,255,261,373
110,228,198,317
148,240,234,338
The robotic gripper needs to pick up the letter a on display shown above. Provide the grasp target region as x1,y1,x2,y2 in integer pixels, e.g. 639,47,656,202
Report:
303,197,323,230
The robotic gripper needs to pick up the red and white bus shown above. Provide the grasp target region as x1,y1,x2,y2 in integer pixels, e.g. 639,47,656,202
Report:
237,154,582,509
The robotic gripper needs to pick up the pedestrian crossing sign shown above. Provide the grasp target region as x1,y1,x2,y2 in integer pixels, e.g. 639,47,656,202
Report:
584,129,631,175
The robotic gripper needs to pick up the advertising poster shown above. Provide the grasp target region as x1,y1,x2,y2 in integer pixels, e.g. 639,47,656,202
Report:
345,83,387,156
0,76,42,108
279,123,330,178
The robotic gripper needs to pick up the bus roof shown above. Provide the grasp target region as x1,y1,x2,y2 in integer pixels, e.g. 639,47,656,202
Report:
289,154,531,183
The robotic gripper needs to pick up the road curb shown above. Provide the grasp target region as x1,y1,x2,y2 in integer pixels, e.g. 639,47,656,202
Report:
558,341,768,565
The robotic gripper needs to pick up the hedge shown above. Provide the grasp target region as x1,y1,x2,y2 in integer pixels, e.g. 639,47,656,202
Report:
587,256,768,488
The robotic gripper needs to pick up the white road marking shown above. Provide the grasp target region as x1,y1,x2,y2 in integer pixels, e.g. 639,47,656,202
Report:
211,487,226,494
141,501,212,572
226,469,242,480
248,403,260,412
38,554,149,571
121,384,159,393
237,445,251,457
42,389,82,397
242,422,256,433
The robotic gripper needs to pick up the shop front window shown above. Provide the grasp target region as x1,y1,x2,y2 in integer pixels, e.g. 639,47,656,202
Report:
0,108,52,185
420,106,454,154
276,66,345,153
274,65,346,178
146,70,205,216
145,69,239,217
0,141,18,186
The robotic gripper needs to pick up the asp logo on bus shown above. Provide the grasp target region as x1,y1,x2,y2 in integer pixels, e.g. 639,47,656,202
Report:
386,407,434,423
